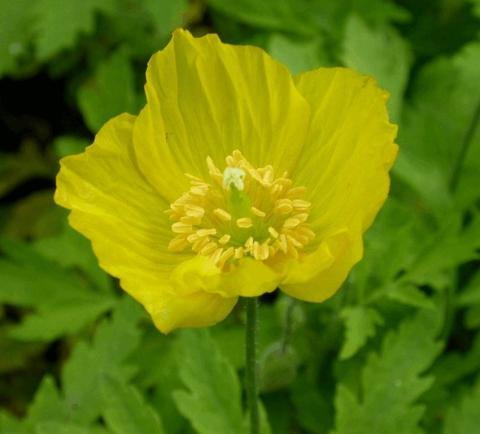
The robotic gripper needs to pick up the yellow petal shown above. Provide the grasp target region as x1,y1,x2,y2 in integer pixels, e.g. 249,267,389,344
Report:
55,114,236,333
148,290,238,334
293,68,398,238
133,28,311,201
280,229,363,302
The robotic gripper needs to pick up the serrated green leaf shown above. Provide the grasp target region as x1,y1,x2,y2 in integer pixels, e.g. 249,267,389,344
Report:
101,375,165,434
77,48,140,132
61,297,143,424
341,15,411,120
173,329,247,434
395,42,480,211
339,306,384,360
32,0,114,60
0,411,30,434
443,380,480,434
0,238,115,341
335,312,443,434
386,283,435,310
33,224,113,293
27,376,69,425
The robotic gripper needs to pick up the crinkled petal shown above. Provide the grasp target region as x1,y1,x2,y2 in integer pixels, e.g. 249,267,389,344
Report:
133,29,311,202
55,114,237,333
170,255,281,298
280,229,363,302
293,68,398,237
277,68,397,303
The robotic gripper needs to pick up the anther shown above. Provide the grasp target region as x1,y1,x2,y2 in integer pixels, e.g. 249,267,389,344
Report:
236,217,253,229
283,218,301,229
213,208,232,221
268,227,279,238
196,228,217,237
218,234,231,245
172,222,193,234
251,206,266,217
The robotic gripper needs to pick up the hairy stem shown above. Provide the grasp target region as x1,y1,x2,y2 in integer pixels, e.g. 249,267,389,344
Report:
245,297,259,434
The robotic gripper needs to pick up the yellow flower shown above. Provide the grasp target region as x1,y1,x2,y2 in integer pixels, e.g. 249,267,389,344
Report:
55,29,398,333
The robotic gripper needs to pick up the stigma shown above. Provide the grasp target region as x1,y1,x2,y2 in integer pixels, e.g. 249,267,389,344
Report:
167,150,315,269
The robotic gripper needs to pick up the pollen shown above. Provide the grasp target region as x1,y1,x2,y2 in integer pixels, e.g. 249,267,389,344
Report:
167,150,315,269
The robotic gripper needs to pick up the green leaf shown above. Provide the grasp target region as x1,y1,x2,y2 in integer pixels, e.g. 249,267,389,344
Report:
444,380,480,434
77,48,141,132
386,283,436,310
27,376,69,425
101,376,165,434
35,422,108,434
32,0,114,60
457,271,480,306
206,0,315,35
335,312,443,434
0,240,115,339
0,238,115,341
339,306,384,360
395,42,480,211
61,297,143,424
0,0,34,77
268,34,328,75
173,329,246,434
33,224,113,293
341,15,411,120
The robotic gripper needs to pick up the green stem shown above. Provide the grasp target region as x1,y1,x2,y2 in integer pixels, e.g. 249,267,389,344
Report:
245,298,259,434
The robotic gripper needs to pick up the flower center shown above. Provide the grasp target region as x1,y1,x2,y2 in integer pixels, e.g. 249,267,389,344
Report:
167,150,315,269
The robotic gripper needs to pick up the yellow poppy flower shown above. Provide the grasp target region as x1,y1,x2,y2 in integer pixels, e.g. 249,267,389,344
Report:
55,29,398,333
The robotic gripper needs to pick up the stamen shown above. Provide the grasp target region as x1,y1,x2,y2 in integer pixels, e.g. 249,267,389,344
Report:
168,150,314,268
236,217,253,229
213,208,232,221
251,206,266,217
219,234,231,245
172,222,193,234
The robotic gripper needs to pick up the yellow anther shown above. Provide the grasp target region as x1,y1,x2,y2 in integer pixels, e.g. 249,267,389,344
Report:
169,150,314,265
292,199,311,210
251,206,266,217
244,236,254,252
168,236,188,252
295,213,309,222
213,208,232,221
196,228,217,237
172,222,193,234
236,217,253,229
287,235,303,248
218,247,235,268
190,185,209,196
192,236,210,252
187,233,199,243
185,204,205,217
275,199,293,214
210,247,224,264
277,234,288,253
200,241,218,255
268,227,279,238
234,247,244,259
181,215,202,225
286,186,307,198
219,234,231,245
283,218,301,229
207,156,222,176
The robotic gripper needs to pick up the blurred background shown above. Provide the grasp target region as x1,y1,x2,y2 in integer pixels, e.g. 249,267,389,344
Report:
0,1,479,433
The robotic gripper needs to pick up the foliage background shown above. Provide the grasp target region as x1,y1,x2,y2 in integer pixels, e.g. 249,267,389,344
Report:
1,0,479,433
